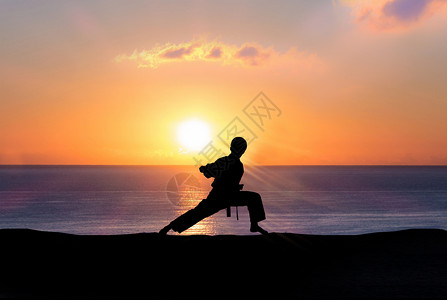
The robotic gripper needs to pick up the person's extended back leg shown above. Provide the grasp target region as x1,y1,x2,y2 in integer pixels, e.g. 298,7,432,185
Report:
159,199,220,235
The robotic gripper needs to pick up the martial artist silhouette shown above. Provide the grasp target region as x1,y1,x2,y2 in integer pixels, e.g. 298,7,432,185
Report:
159,137,267,235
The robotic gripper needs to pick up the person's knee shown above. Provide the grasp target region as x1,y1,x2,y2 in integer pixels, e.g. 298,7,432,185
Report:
249,192,262,203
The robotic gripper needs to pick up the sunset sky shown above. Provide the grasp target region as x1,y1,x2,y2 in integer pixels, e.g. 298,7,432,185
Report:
1,0,447,165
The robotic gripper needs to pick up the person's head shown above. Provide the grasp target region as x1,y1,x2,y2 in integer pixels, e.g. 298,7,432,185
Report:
230,137,247,158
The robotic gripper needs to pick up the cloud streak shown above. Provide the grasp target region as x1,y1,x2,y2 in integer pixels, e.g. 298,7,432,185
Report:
115,38,322,69
339,0,447,32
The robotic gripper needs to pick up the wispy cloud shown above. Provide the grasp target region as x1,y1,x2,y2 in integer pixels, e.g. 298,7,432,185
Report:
115,38,322,69
339,0,447,32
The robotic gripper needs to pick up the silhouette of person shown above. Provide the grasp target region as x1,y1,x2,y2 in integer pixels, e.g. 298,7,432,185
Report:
159,137,267,235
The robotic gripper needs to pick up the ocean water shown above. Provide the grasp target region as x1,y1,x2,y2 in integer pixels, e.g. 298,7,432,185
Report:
0,165,446,235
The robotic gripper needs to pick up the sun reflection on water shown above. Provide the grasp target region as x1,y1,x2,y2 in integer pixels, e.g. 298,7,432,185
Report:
171,189,218,235
181,219,218,235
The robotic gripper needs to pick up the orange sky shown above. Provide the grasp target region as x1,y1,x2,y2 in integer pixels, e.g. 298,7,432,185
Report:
1,0,447,165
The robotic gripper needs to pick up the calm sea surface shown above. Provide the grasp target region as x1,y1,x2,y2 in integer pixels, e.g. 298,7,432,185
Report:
1,165,446,235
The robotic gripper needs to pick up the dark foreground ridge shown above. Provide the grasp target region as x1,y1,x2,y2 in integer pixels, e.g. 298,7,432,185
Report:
1,229,447,298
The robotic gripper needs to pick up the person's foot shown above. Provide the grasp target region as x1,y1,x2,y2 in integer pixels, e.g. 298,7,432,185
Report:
250,223,268,235
159,224,172,235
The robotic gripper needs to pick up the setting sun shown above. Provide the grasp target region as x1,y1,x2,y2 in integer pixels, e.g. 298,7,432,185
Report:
177,119,211,152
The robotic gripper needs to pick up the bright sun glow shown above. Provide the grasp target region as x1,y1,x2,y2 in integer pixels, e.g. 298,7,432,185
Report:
177,119,211,151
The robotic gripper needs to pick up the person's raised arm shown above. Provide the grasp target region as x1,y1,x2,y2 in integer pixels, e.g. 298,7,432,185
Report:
199,164,213,178
199,157,226,178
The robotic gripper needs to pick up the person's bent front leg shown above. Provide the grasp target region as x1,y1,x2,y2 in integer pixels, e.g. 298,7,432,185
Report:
245,191,266,223
235,191,268,234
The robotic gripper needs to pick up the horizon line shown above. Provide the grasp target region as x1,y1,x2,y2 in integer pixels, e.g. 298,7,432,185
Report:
1,164,447,167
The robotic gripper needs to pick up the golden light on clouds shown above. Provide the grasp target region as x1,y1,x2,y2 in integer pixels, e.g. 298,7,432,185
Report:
115,38,323,69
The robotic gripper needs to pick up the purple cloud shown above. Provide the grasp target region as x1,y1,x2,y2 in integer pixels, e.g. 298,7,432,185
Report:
162,46,194,58
233,45,271,66
346,0,447,32
383,0,432,21
206,47,222,58
115,39,321,69
236,46,259,58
